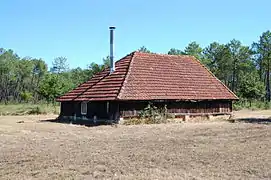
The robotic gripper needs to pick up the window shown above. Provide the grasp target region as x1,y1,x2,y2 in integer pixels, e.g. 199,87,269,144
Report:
106,101,109,113
81,101,87,115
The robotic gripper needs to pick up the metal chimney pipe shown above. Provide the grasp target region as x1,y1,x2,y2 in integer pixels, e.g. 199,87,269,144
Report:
109,26,115,73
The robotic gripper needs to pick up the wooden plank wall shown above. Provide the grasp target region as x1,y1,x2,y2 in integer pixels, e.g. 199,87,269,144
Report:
60,100,232,119
120,101,232,117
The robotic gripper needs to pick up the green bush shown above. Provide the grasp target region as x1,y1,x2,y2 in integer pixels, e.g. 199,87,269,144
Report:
233,102,243,111
123,103,171,125
233,99,271,111
139,103,169,124
20,91,33,102
28,106,42,115
264,102,270,110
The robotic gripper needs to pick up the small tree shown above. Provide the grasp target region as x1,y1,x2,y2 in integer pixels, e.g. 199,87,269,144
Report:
138,46,151,53
139,103,168,124
238,72,265,106
38,74,65,104
168,48,186,55
184,41,203,60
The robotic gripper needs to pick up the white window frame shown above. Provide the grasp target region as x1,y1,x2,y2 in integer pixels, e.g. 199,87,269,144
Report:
81,101,88,115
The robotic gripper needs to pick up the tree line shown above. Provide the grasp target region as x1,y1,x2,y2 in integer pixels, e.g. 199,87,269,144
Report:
0,30,271,104
0,49,109,104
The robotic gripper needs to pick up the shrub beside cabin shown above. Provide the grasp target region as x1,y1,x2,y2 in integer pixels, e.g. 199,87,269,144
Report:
56,51,238,123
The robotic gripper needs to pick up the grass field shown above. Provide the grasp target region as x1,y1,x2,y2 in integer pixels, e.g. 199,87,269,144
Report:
0,104,60,115
0,111,270,180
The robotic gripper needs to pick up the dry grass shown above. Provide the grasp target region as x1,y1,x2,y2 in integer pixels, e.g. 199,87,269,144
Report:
0,112,270,180
0,104,60,115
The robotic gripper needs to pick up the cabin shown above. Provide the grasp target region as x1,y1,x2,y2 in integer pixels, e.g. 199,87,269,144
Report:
56,51,238,123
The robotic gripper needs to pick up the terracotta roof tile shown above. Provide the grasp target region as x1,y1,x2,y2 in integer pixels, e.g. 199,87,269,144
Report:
117,52,237,100
57,51,238,102
56,53,133,101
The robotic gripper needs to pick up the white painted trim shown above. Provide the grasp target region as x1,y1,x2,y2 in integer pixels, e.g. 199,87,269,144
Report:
81,101,87,115
106,101,109,113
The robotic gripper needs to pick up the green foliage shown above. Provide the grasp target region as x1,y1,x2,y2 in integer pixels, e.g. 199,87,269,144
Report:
69,67,91,87
203,42,229,74
0,48,108,104
184,41,203,60
102,56,110,68
1,30,271,108
51,57,69,73
238,72,265,100
123,103,171,125
20,91,33,102
138,46,151,53
28,106,42,115
253,30,271,101
233,100,271,111
168,48,186,55
139,103,169,124
38,74,66,104
88,62,104,75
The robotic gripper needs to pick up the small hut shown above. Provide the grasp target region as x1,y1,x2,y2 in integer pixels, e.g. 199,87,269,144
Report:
56,51,238,123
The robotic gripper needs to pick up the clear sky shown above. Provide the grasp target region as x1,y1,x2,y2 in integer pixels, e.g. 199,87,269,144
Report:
1,0,270,68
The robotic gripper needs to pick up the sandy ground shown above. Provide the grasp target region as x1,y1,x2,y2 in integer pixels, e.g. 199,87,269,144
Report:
233,109,271,119
0,111,270,180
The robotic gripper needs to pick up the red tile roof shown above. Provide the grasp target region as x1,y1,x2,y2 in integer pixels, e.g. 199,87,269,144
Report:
56,52,238,102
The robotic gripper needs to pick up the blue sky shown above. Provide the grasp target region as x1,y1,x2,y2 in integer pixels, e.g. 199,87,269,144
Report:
1,0,270,68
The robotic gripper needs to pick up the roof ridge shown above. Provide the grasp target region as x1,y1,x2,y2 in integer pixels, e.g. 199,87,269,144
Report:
135,51,191,58
189,56,238,100
117,52,136,99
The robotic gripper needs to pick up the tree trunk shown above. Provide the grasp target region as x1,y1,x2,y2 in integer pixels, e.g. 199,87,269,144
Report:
232,60,236,92
259,58,263,81
266,57,270,102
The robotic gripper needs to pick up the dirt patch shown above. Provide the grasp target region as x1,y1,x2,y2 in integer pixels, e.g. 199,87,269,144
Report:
0,114,270,180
